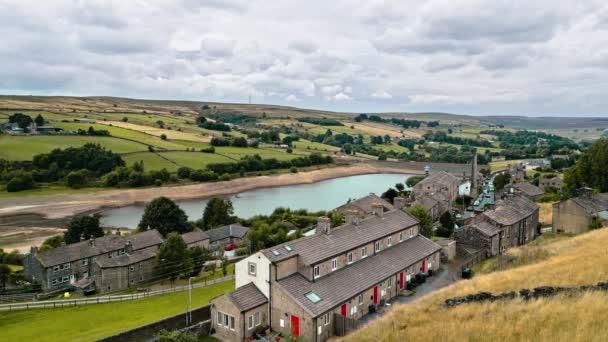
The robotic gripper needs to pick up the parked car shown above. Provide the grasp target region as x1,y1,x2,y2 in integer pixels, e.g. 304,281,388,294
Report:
224,243,237,251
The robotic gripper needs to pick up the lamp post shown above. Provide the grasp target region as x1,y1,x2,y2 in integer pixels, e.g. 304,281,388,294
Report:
187,276,195,325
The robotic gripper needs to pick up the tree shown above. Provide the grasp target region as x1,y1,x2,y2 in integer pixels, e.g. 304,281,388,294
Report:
395,183,405,192
202,198,235,230
138,197,190,236
406,175,425,188
189,246,210,276
122,117,128,122
493,173,512,192
381,188,399,203
177,167,192,179
64,215,104,244
406,204,433,238
6,172,35,192
160,134,167,140
40,235,64,251
34,114,45,126
564,138,608,193
156,120,165,128
221,257,229,276
195,116,207,126
437,211,455,237
8,113,33,129
156,233,192,281
66,170,88,188
0,264,10,290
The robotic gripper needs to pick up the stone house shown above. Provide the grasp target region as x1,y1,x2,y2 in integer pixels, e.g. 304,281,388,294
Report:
552,190,608,234
539,177,563,192
93,246,158,294
210,283,269,341
334,193,394,220
206,224,250,250
24,230,164,292
182,230,210,249
510,182,544,201
411,171,460,220
210,194,442,341
455,194,539,256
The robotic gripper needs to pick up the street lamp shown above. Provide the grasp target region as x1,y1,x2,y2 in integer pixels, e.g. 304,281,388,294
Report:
187,276,195,325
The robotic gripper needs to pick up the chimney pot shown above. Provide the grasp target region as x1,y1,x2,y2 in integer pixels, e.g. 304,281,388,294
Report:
372,202,384,217
316,216,331,235
345,209,358,225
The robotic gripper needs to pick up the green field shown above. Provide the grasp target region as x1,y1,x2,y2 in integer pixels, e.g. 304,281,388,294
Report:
160,151,235,169
123,152,181,172
0,280,234,342
292,139,341,152
0,135,147,160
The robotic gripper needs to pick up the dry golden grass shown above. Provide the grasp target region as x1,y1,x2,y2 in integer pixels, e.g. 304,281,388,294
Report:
351,122,423,139
97,121,211,142
489,159,525,172
539,202,556,225
344,229,608,342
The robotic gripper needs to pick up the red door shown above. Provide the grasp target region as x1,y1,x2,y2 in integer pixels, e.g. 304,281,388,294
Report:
399,272,404,289
341,303,347,317
291,315,299,337
373,286,378,304
421,259,426,273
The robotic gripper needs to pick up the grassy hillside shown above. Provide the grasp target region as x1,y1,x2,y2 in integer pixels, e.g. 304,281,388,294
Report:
344,229,608,342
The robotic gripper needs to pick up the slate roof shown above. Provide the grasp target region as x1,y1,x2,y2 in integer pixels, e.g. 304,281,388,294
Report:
512,182,544,197
181,230,209,245
95,246,158,268
276,235,441,317
334,193,394,214
483,195,538,226
468,220,501,237
415,171,460,189
227,282,268,312
36,230,164,267
261,209,419,265
206,224,250,243
571,193,608,214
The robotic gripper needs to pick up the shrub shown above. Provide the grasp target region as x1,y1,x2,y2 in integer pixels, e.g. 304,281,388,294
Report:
290,167,298,173
6,172,34,192
190,169,217,182
200,146,215,153
219,173,232,181
160,134,167,140
66,170,88,189
177,167,192,179
154,179,162,186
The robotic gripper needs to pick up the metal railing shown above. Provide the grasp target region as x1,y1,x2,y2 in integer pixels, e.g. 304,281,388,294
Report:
0,274,234,312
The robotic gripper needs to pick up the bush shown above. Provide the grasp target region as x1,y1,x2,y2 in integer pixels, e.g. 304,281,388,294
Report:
190,169,217,182
160,134,167,140
177,167,192,179
219,173,232,181
66,170,88,189
154,179,162,186
200,146,215,153
6,172,34,192
290,167,298,173
235,247,249,256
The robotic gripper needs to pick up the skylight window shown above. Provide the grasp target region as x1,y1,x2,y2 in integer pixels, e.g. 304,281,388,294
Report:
305,292,322,303
284,245,293,252
272,250,281,256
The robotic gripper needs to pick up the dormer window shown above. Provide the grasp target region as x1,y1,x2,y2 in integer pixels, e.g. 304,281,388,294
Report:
347,252,353,264
375,241,381,253
361,246,368,258
387,236,392,247
331,258,337,271
313,265,320,278
399,232,403,242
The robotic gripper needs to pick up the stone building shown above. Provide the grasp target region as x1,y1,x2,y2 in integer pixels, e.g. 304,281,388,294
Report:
411,171,460,220
334,193,394,220
552,189,608,234
206,224,250,250
182,230,210,249
209,194,442,341
539,177,563,192
455,194,539,256
510,182,544,201
211,283,269,341
93,246,159,294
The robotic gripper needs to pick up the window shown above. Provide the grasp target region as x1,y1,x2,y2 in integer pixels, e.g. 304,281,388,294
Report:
409,229,413,238
223,313,229,327
399,232,403,242
217,312,223,326
53,265,60,272
314,265,320,278
230,316,235,330
82,259,88,266
350,305,358,315
139,263,143,270
284,245,293,252
83,271,89,278
359,294,363,305
388,278,392,288
248,315,254,329
140,276,143,281
331,258,337,271
130,279,135,285
375,241,381,253
254,312,260,326
272,250,280,256
324,313,330,325
305,291,322,303
64,263,70,269
52,279,58,285
119,249,125,256
248,262,257,276
387,236,392,246
361,246,368,258
108,253,113,259
129,265,135,272
62,276,69,283
347,252,353,264
280,319,285,328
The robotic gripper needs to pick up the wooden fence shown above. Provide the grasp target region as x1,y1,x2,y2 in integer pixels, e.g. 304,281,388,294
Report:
0,274,234,312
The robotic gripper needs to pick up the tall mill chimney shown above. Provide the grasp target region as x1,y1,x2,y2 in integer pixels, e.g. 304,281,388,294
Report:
471,148,478,196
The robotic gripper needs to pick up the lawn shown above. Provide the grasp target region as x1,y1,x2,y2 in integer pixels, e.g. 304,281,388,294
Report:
0,280,235,342
0,135,147,160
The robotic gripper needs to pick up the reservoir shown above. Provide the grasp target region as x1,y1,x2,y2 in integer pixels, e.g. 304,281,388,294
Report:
100,173,412,229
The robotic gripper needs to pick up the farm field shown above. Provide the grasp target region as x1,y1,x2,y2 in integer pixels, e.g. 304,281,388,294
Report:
122,152,181,172
0,280,235,342
0,135,147,160
160,151,235,169
292,139,341,152
96,121,212,143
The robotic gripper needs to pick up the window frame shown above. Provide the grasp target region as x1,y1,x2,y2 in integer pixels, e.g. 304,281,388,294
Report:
248,262,257,276
347,252,353,264
324,313,330,326
313,265,320,278
248,315,254,329
361,246,368,258
331,258,337,271
387,236,392,247
375,241,381,253
254,312,260,326
399,232,403,242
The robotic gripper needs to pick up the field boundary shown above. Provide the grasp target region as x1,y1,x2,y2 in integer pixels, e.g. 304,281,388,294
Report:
0,274,234,311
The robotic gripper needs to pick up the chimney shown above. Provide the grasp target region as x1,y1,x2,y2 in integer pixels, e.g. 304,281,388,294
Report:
89,237,95,247
393,197,407,210
345,210,359,225
579,187,593,199
471,148,478,196
316,216,331,235
372,203,384,217
125,240,133,255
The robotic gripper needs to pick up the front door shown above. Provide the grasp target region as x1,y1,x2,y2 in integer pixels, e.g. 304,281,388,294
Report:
399,272,404,289
341,303,347,317
291,315,299,337
421,259,426,273
373,286,378,304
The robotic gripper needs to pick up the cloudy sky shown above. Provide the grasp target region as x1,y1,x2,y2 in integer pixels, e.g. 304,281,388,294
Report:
2,0,608,116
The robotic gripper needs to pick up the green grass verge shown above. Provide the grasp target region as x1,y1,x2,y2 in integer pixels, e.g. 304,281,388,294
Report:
0,280,235,342
0,135,147,160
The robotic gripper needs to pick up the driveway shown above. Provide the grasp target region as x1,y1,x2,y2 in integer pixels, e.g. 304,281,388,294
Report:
359,262,460,325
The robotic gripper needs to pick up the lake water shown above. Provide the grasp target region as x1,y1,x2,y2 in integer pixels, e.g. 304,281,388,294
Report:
100,173,412,229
